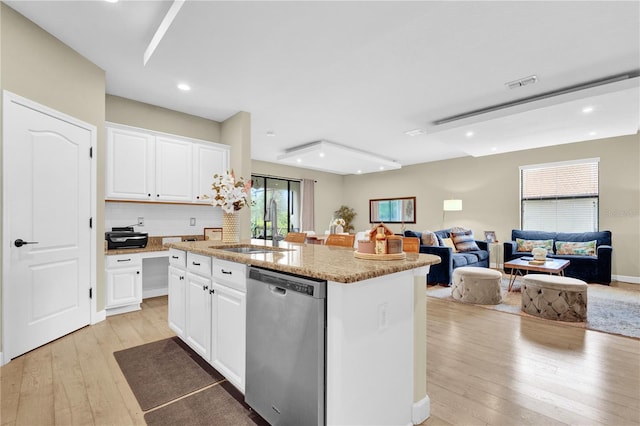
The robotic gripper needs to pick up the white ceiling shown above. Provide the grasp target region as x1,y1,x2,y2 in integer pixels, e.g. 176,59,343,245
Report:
6,0,640,174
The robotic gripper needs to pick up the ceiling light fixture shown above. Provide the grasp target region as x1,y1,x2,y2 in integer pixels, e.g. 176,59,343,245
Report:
277,140,401,175
177,83,190,91
465,131,474,137
104,0,118,3
582,106,594,114
434,71,638,126
405,128,426,136
506,75,538,90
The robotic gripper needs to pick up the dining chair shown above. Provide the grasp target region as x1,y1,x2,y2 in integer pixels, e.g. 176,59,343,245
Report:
402,236,420,253
284,232,307,243
325,234,355,248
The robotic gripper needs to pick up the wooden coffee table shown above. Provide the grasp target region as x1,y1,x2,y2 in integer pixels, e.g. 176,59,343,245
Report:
503,257,570,292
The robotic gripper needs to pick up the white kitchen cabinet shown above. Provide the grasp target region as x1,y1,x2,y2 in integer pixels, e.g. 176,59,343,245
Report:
105,253,142,315
168,265,186,338
106,127,155,200
193,143,229,203
210,258,247,392
185,253,213,362
155,136,193,202
106,123,229,203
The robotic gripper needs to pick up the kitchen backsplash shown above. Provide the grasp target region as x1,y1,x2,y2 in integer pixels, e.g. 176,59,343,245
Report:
105,202,222,236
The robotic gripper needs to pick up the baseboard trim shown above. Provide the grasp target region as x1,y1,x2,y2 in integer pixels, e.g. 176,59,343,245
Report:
612,275,640,285
92,309,106,324
0,352,5,366
106,304,141,317
143,288,168,299
412,395,430,424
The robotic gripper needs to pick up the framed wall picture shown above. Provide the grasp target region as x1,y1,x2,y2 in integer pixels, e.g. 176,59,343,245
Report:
204,227,223,241
484,231,497,243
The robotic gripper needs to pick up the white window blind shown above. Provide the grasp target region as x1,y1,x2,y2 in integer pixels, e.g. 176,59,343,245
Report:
520,159,599,232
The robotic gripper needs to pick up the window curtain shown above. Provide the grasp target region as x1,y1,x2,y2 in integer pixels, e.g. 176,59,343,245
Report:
301,179,315,232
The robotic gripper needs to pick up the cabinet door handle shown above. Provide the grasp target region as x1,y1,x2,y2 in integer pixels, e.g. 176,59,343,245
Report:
179,276,184,280
148,193,151,197
171,256,179,259
192,262,201,266
156,194,160,198
137,271,140,274
209,288,215,294
221,269,232,275
203,285,208,291
117,258,132,262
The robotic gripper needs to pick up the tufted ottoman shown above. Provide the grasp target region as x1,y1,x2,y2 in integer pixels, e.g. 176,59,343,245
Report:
521,275,588,322
452,267,503,304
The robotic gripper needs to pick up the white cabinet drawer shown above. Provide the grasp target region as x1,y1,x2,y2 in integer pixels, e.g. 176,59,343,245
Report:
187,253,212,276
106,253,142,268
212,258,246,292
169,249,186,267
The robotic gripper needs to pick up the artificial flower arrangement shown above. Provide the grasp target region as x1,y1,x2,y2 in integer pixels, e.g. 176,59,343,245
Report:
332,218,346,227
206,170,251,213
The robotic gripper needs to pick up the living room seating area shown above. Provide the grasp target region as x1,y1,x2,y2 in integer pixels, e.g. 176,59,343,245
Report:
503,229,612,284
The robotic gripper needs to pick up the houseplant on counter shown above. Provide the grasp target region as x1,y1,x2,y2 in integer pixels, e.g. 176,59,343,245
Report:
207,170,251,243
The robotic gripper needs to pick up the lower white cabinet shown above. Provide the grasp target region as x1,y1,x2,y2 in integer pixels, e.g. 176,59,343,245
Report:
185,271,213,362
105,253,142,315
211,281,246,392
169,253,247,393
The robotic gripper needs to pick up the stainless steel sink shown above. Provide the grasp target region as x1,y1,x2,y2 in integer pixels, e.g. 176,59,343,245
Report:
214,246,287,255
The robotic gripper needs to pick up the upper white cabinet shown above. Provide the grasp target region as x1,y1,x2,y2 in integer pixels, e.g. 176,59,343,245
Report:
106,123,229,203
106,127,155,200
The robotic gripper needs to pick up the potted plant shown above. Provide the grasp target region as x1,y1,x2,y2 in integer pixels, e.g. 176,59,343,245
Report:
333,205,357,234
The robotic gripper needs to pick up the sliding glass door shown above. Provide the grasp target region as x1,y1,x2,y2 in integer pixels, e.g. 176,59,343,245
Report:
250,176,301,240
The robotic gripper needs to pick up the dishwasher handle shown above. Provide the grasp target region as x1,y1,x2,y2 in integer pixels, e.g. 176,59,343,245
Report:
270,285,287,296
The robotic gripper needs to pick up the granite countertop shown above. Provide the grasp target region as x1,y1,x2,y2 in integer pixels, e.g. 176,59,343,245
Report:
165,239,441,283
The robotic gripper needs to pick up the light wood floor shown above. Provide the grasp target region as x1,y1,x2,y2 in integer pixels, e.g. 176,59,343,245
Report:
2,294,639,426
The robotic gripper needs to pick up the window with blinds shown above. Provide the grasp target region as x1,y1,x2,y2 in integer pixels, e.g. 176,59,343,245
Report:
520,158,599,232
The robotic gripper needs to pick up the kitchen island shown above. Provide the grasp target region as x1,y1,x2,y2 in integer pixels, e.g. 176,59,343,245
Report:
166,239,440,425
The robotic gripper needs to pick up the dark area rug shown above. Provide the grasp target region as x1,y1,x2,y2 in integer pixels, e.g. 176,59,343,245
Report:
144,381,267,426
428,279,640,339
114,337,224,411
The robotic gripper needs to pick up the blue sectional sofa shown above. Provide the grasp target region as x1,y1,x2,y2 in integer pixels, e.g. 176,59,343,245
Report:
404,229,489,285
503,229,612,284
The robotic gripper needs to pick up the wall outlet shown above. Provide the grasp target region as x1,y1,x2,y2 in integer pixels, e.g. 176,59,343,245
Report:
190,217,196,226
137,217,144,226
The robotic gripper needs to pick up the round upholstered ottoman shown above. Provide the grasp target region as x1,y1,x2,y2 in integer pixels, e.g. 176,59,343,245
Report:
521,275,588,322
452,267,503,304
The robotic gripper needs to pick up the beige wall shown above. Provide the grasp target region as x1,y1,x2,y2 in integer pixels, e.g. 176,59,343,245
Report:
0,3,106,349
251,160,346,235
343,133,640,280
106,95,221,143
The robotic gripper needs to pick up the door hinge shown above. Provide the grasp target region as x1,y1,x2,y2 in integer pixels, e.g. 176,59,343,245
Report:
89,288,93,299
89,146,93,158
89,217,93,228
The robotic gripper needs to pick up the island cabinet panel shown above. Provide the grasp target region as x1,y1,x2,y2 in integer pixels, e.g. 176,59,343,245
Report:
168,265,186,338
185,272,212,362
326,270,414,426
106,123,229,203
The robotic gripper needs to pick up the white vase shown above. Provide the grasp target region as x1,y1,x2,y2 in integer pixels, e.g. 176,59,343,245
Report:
222,211,240,243
335,224,344,234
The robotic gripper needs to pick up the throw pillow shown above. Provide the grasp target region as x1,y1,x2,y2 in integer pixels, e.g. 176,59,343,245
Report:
451,230,480,252
405,230,420,239
555,240,597,256
441,237,458,252
516,238,553,252
420,230,438,246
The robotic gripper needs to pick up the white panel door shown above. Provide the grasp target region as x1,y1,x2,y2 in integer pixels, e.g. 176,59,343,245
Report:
105,127,155,200
3,94,92,361
185,272,212,361
155,136,193,202
193,143,229,203
211,283,246,392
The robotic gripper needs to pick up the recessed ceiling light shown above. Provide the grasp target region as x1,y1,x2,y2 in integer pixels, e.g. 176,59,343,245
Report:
177,83,191,91
104,0,118,3
465,131,474,138
582,106,594,114
379,166,385,171
405,128,426,136
319,152,325,158
491,147,497,152
356,170,362,174
589,131,597,136
296,158,302,163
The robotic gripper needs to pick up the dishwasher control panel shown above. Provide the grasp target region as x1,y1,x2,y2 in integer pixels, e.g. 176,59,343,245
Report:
248,267,326,298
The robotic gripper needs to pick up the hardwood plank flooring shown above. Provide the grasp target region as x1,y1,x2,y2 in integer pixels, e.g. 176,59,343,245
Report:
2,293,639,426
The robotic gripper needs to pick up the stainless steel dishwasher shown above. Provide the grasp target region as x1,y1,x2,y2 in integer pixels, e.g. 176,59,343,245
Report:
245,266,326,426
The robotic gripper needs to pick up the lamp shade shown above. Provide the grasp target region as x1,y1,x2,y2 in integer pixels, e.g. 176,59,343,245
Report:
443,199,462,211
